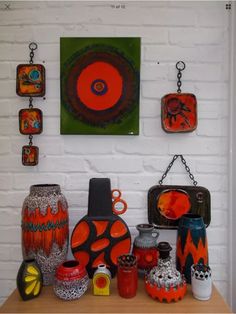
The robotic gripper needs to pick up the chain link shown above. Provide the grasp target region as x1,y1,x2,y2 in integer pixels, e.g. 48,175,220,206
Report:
159,154,198,186
29,135,33,146
29,42,37,64
176,61,186,94
29,97,33,108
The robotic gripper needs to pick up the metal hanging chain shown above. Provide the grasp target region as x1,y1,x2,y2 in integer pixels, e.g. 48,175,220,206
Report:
29,97,33,109
159,154,198,186
176,61,186,94
28,44,37,149
29,42,37,64
28,135,33,146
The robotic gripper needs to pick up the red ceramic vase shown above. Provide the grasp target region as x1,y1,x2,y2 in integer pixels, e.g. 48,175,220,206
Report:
117,254,138,298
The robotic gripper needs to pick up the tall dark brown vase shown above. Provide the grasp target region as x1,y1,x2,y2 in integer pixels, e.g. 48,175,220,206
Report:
176,213,208,284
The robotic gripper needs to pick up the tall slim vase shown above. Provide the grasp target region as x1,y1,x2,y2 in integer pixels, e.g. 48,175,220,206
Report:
21,184,69,285
176,214,208,284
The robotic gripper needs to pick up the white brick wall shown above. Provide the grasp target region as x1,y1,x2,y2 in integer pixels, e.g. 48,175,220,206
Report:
0,0,230,305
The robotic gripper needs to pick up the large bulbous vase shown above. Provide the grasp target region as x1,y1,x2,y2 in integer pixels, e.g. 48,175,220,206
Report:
21,184,69,285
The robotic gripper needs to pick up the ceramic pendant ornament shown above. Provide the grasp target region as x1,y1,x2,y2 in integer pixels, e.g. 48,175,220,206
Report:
16,63,45,97
161,61,197,133
22,145,39,166
16,42,45,166
19,108,43,135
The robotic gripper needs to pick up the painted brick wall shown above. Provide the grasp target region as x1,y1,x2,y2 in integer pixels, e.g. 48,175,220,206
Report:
0,0,230,305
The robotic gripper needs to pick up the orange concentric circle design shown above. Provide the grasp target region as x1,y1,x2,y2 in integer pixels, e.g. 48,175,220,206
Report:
77,61,123,111
62,47,139,127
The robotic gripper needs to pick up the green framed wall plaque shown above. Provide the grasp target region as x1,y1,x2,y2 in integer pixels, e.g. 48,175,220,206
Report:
60,37,140,135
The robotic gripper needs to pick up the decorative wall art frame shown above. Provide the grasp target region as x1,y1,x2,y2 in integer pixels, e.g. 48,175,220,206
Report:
148,155,211,229
16,42,45,166
161,61,197,133
60,37,140,135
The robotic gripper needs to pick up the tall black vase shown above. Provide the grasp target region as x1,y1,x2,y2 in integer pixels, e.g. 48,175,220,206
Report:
17,259,43,301
176,214,208,284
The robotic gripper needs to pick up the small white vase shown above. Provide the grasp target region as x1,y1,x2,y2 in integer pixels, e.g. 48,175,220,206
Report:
191,264,212,301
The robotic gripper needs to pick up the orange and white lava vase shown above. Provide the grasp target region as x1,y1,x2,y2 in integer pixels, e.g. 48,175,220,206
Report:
21,184,69,285
145,242,187,303
176,213,208,284
132,224,159,275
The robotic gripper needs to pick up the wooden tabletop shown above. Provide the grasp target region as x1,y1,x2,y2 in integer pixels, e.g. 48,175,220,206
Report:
0,279,232,313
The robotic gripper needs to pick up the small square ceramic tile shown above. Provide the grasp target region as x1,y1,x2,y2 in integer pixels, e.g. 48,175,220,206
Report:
16,64,45,97
22,145,39,166
161,93,197,133
19,108,43,135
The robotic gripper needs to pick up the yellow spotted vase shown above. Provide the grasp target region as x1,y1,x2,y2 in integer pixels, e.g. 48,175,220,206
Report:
17,259,43,301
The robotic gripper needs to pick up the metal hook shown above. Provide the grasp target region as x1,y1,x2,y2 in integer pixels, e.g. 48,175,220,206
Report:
176,61,186,72
29,42,38,51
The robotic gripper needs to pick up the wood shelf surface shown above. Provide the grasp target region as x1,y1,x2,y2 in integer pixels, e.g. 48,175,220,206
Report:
0,279,232,313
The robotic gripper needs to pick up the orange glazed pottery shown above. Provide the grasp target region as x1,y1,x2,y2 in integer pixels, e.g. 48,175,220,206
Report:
21,184,69,285
71,178,131,278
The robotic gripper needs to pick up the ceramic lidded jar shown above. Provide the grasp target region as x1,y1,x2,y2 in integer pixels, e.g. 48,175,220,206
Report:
54,260,89,301
132,224,159,274
21,184,69,285
145,242,187,303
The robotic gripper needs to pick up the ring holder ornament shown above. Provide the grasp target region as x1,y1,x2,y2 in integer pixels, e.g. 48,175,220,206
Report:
148,155,211,229
16,42,45,166
161,61,197,133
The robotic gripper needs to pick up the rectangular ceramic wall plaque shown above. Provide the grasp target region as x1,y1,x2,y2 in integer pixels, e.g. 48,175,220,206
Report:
60,37,140,135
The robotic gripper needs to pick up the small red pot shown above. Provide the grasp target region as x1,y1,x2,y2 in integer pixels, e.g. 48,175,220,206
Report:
54,260,89,300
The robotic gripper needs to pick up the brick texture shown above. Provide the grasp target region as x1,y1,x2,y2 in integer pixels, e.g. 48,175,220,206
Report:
0,0,230,306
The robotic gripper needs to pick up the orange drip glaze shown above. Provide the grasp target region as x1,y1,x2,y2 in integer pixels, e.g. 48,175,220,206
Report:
22,202,68,256
176,229,208,272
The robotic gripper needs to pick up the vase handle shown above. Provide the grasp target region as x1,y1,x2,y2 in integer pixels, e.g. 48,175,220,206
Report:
152,229,159,238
